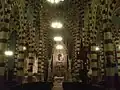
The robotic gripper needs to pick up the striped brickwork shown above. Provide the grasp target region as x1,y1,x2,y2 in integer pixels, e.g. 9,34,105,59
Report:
17,1,26,83
33,0,42,81
100,0,117,89
0,0,12,88
11,1,20,81
71,27,79,81
22,0,31,83
41,21,50,81
100,31,105,80
65,8,77,81
71,0,89,82
112,26,118,75
73,31,81,81
27,23,36,83
83,1,92,71
88,1,98,81
41,32,45,82
37,10,45,81
43,31,49,81
116,29,120,77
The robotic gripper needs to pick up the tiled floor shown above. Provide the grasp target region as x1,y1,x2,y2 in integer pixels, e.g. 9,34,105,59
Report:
52,77,64,90
52,82,63,90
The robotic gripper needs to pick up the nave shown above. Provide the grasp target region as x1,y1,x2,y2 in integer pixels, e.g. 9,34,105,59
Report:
0,0,120,90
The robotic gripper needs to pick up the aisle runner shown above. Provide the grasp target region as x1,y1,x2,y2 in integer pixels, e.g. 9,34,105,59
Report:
52,77,64,90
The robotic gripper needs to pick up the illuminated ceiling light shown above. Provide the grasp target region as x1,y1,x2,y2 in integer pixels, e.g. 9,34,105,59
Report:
50,0,54,3
55,0,59,3
56,45,63,50
47,0,64,4
4,50,13,56
23,46,27,51
51,22,63,29
95,47,100,51
54,36,63,41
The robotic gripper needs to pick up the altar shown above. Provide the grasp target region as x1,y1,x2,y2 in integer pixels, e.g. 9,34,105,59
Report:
52,43,68,80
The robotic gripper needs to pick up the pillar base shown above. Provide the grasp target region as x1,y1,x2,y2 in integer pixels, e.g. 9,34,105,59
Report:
17,76,23,84
115,76,120,90
91,76,98,83
27,76,33,83
0,76,5,90
105,76,116,89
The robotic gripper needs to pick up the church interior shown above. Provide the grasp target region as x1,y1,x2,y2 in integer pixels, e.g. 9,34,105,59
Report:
0,0,120,90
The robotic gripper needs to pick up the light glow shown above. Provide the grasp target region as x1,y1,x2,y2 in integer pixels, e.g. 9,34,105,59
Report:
56,45,63,50
4,50,13,56
54,36,63,41
95,47,100,51
47,0,64,4
51,21,63,29
23,46,26,51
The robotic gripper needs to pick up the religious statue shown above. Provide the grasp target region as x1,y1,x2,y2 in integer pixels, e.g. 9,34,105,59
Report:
55,53,65,77
57,54,64,61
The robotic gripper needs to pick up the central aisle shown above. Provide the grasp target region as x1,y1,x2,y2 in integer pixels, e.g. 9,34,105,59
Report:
52,77,64,90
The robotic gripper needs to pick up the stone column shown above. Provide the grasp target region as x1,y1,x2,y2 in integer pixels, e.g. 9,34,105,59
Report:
22,0,29,83
17,3,26,84
89,2,98,81
71,29,80,82
0,0,12,89
11,1,20,82
38,18,44,81
117,31,120,81
101,0,117,89
27,24,35,83
100,31,105,80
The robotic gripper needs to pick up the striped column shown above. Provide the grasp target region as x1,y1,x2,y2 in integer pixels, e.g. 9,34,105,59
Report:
37,11,45,81
22,0,29,83
40,24,45,82
23,23,29,83
33,0,41,82
0,0,12,89
100,31,105,80
88,3,94,73
71,24,82,81
90,43,98,82
74,32,81,81
43,31,49,81
11,1,20,81
17,3,26,83
83,2,91,71
84,3,92,72
38,38,43,81
41,25,48,81
115,37,120,74
30,0,38,82
101,0,117,89
5,0,15,81
89,1,98,82
16,3,26,83
41,36,45,82
71,29,77,81
13,37,18,81
117,29,120,80
27,24,35,83
112,11,120,84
